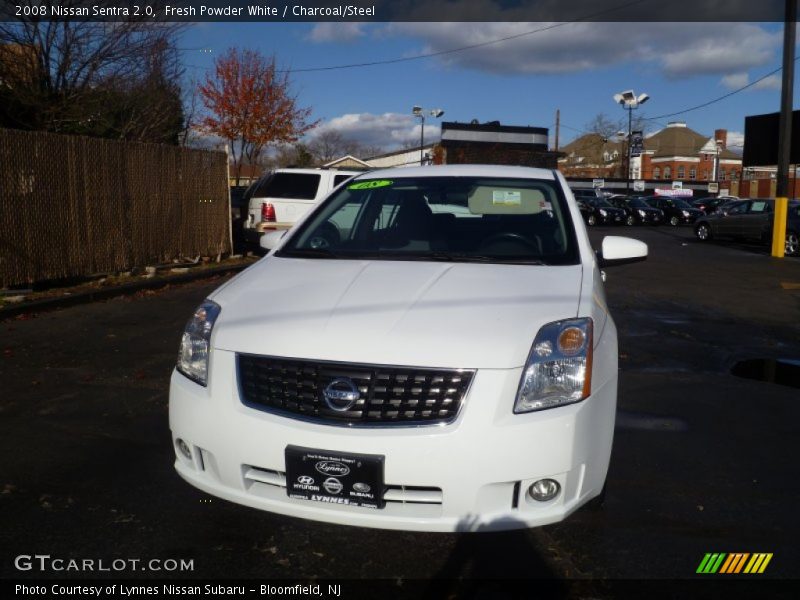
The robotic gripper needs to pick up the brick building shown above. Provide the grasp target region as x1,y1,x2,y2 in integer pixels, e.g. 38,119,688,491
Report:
559,122,742,184
558,133,626,178
437,121,559,168
636,122,741,183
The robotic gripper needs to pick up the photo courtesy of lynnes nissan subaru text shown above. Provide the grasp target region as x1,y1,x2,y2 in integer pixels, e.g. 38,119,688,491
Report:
169,164,648,532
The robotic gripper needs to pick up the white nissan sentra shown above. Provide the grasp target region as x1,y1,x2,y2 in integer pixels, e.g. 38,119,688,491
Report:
169,165,647,531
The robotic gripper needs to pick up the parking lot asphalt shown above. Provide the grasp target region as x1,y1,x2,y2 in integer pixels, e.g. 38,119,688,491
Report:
1,226,798,591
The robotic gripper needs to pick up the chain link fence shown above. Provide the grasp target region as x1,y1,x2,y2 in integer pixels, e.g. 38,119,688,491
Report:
0,128,230,288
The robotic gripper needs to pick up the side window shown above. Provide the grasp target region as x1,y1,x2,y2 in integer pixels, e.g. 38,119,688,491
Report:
254,173,321,199
333,174,353,187
728,203,749,215
748,201,768,214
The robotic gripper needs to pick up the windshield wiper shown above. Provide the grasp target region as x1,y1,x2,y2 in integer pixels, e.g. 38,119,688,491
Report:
279,247,341,258
408,252,546,265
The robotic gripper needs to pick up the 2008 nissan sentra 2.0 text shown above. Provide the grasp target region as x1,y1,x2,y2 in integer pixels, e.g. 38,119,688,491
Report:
169,165,647,532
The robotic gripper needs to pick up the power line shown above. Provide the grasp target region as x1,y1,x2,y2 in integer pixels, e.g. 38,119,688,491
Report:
644,59,795,121
179,0,649,75
285,1,650,73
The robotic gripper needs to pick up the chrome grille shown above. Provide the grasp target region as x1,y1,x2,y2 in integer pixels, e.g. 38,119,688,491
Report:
237,354,473,426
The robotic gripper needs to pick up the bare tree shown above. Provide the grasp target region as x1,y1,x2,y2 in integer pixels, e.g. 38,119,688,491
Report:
0,2,186,142
306,130,384,165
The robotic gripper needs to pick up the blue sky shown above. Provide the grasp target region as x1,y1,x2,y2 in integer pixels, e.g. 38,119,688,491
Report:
180,22,795,154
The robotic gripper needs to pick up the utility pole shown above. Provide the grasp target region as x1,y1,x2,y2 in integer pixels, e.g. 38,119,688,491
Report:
772,0,796,258
555,109,560,152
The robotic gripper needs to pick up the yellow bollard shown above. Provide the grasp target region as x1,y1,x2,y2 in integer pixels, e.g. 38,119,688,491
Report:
771,197,789,258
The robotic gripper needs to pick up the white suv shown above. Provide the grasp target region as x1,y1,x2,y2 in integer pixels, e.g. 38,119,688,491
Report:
242,168,361,248
170,165,647,531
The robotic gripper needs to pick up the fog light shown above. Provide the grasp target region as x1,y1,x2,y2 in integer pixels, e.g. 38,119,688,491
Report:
528,479,560,502
176,438,192,460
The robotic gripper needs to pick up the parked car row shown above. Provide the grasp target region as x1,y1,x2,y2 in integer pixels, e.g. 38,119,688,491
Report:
572,191,705,227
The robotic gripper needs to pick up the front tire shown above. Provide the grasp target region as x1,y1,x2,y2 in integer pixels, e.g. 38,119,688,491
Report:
625,214,636,226
786,230,800,256
695,223,712,241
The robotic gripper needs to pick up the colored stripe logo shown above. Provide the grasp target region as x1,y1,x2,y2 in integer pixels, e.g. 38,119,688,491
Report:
696,553,773,574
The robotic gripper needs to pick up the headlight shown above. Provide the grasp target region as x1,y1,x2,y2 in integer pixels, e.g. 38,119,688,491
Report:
599,209,607,216
638,209,646,217
514,318,593,413
177,299,221,386
682,210,690,217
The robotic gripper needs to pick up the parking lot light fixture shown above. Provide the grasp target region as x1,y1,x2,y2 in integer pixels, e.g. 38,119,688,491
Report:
412,106,445,165
614,90,649,192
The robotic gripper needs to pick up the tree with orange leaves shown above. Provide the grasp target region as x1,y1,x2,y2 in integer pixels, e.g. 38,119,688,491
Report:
198,48,317,184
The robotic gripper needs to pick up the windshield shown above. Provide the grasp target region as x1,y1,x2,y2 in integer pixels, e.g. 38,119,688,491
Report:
672,198,693,209
593,198,613,208
629,198,650,208
277,176,579,265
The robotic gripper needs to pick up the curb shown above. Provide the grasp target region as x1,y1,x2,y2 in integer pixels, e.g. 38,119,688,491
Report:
0,262,252,321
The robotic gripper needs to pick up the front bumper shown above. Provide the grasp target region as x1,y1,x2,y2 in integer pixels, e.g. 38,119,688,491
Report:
640,212,662,224
599,212,625,225
169,350,616,532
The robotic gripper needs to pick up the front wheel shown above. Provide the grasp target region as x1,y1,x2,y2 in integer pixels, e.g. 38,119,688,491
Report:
625,214,636,226
695,223,712,241
669,216,680,227
587,214,597,226
786,230,800,256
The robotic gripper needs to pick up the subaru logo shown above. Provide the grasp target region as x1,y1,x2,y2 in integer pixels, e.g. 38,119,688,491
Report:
297,475,314,485
323,377,360,411
315,460,350,477
323,477,343,495
352,482,371,493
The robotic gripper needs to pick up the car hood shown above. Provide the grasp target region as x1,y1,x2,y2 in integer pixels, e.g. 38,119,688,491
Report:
211,257,584,369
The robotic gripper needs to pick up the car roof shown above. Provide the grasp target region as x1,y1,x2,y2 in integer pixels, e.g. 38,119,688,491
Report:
353,164,556,181
272,168,362,175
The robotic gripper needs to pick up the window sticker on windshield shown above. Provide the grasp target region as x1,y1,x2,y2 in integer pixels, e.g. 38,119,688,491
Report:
348,179,393,190
492,190,521,205
540,201,552,211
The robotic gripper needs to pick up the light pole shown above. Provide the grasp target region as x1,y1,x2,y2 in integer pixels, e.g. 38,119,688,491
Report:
613,90,649,193
712,139,723,189
412,106,445,165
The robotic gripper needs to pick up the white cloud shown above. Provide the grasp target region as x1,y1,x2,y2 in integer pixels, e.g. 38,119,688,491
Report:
727,130,744,152
720,72,782,92
306,112,441,150
752,74,782,90
381,22,781,78
721,73,749,89
306,23,366,43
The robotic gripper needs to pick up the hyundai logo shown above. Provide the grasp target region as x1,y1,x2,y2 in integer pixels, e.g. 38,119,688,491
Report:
323,377,360,411
297,475,314,485
315,460,351,477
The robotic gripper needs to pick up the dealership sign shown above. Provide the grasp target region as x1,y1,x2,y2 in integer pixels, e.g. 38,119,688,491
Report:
654,188,694,198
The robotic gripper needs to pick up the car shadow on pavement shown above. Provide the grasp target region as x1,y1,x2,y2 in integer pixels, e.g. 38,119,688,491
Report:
424,515,567,599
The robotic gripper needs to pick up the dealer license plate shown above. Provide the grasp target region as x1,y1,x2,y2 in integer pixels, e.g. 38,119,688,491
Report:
285,446,385,509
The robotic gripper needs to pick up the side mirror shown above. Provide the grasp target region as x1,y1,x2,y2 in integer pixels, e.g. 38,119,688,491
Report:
597,236,648,268
260,229,286,251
